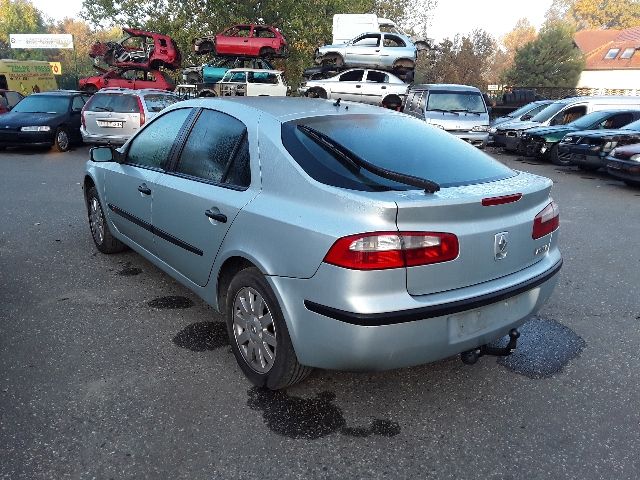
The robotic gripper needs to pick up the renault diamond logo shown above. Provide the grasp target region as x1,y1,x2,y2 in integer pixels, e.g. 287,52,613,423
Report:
494,232,509,261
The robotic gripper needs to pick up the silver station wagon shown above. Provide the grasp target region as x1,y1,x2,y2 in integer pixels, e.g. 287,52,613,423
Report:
84,98,562,389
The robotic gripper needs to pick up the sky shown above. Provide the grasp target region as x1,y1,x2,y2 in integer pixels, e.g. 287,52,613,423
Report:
32,0,553,43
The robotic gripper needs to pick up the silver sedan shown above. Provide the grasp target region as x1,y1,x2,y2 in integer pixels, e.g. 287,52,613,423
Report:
83,97,562,389
299,68,407,108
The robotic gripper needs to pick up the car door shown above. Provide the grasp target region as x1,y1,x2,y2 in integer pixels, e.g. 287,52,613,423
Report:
345,34,382,66
361,70,389,104
69,95,86,141
331,69,365,102
133,70,159,89
102,108,192,254
152,108,256,286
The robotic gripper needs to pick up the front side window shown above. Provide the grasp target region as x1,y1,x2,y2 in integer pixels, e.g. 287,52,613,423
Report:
126,108,191,169
226,26,251,37
175,109,250,188
72,96,85,111
339,70,364,82
5,91,23,107
551,105,586,125
282,114,514,191
352,34,380,47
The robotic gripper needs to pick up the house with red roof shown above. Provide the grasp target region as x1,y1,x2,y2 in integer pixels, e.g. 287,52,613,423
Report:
574,27,640,89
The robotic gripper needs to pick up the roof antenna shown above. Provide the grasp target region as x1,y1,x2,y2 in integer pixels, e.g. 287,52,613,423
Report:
333,98,341,107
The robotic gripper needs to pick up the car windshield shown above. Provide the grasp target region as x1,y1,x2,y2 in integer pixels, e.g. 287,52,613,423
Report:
530,101,568,122
144,94,180,112
12,96,69,114
568,111,620,129
508,102,546,118
282,114,514,191
426,90,486,114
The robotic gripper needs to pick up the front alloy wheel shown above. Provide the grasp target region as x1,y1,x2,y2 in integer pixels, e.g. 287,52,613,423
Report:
54,128,70,152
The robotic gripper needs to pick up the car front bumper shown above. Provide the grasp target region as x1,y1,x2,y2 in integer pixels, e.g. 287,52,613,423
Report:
559,143,605,168
0,129,55,147
494,131,521,151
268,249,562,371
447,131,488,148
606,158,640,182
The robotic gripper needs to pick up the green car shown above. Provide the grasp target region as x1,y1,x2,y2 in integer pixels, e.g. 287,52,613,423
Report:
519,109,640,165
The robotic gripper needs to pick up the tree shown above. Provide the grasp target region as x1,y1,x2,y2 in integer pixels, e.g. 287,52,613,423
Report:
0,0,48,60
503,22,585,87
546,0,640,29
415,29,497,89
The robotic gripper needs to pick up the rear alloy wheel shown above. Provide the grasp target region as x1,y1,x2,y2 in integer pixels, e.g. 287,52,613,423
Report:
86,186,126,254
226,267,312,389
53,127,70,152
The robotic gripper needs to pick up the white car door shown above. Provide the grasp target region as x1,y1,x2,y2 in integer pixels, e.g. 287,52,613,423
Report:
246,72,287,96
329,69,365,102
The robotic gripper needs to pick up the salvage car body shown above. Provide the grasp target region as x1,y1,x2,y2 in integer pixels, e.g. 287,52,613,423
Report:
89,28,181,70
79,68,176,93
299,68,407,107
217,69,288,97
605,143,640,186
315,32,417,72
193,24,288,58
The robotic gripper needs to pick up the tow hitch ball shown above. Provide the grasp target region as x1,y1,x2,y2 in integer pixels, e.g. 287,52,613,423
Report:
460,329,520,365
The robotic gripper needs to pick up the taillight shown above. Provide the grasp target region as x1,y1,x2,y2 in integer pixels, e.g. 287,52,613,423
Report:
532,201,559,239
136,96,145,126
324,232,459,270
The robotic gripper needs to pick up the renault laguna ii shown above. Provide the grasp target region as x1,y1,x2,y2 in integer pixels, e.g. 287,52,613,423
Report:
83,97,562,389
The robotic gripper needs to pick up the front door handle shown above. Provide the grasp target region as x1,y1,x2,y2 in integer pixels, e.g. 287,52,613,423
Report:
356,85,361,88
205,209,227,223
138,184,151,195
381,86,387,89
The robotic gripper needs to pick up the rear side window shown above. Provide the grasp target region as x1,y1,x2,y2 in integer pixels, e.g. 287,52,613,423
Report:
4,91,23,107
86,94,139,113
175,109,250,188
282,114,514,191
366,71,388,83
143,94,180,112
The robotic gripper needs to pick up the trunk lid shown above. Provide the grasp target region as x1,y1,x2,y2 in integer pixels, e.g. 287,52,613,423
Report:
393,172,554,296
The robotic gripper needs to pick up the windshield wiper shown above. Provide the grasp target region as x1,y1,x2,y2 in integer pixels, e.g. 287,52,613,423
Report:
428,108,458,115
297,124,440,193
92,106,113,112
451,109,481,115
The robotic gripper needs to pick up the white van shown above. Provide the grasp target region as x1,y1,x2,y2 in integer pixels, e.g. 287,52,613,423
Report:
332,14,408,45
495,96,640,151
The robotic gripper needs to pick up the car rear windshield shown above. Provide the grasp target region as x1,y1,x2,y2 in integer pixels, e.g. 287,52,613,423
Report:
143,94,180,112
12,96,69,114
426,90,486,114
86,94,139,113
282,114,515,192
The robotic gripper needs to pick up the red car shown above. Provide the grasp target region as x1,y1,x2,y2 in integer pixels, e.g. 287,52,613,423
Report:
0,89,24,114
90,28,181,71
194,24,288,58
79,68,175,93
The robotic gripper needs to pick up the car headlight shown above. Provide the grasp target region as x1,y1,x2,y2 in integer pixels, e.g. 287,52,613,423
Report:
489,127,497,134
603,141,618,153
471,125,490,132
21,126,51,132
630,154,640,162
609,148,617,157
517,130,525,137
562,136,574,143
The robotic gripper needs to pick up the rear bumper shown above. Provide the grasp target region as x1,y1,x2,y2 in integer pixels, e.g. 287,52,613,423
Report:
81,127,129,145
269,250,562,371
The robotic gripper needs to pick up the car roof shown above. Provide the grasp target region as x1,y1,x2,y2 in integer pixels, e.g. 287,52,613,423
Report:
30,90,85,96
172,97,397,122
225,68,282,74
409,84,481,92
97,88,178,95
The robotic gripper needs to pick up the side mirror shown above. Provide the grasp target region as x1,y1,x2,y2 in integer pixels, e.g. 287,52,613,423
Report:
90,146,117,162
521,114,532,120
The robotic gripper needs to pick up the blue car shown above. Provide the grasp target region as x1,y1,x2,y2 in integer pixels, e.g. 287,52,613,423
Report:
84,98,562,389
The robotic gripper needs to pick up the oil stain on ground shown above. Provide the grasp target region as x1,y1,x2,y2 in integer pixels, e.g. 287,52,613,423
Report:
147,296,194,309
247,388,400,439
492,316,586,378
173,321,229,351
118,262,142,276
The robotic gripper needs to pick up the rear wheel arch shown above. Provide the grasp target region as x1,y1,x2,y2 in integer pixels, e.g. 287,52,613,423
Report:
392,58,415,70
382,94,403,110
216,256,259,312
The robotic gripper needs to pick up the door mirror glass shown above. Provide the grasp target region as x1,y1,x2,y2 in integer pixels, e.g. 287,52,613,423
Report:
90,146,115,162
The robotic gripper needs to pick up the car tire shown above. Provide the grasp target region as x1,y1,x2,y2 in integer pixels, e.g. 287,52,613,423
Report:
577,164,599,171
549,144,570,166
226,267,312,390
53,127,71,152
623,180,640,188
382,94,402,111
307,87,327,99
86,186,127,254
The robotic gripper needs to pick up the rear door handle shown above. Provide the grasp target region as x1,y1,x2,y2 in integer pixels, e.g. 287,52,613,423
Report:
381,86,387,89
356,85,361,88
138,184,151,195
205,209,227,223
